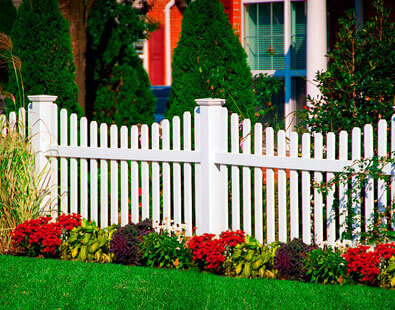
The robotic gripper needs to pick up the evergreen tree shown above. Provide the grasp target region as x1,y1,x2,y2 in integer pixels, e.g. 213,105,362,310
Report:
303,0,394,134
0,0,16,35
86,0,156,126
167,0,256,121
6,0,82,115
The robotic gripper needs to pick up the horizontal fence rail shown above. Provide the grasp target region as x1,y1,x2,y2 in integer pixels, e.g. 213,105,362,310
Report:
4,95,394,246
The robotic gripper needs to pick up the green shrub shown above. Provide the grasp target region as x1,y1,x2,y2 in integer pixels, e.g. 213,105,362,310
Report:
6,0,82,116
302,0,394,135
167,0,256,122
60,219,116,263
86,0,156,126
224,236,279,279
378,256,395,289
304,247,348,284
140,231,192,269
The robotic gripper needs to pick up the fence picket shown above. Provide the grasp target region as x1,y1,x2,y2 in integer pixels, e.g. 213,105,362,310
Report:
152,123,160,228
173,117,182,227
392,115,395,229
231,114,240,231
60,109,68,214
302,133,311,244
339,131,348,238
277,130,287,243
254,123,263,243
364,124,374,231
290,132,299,240
162,120,171,222
220,108,228,231
183,112,192,236
314,132,323,244
326,132,335,244
80,117,88,219
100,123,108,227
242,119,251,235
130,125,139,223
110,125,119,225
266,127,275,243
120,126,129,226
141,125,150,220
18,108,26,138
352,128,361,240
377,120,387,222
70,114,78,215
90,121,98,223
9,112,16,131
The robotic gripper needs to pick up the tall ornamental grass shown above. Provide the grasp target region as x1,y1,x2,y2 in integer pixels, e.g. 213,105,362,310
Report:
0,121,49,253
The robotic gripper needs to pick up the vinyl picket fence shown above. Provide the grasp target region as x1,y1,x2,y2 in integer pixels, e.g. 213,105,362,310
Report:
4,95,395,245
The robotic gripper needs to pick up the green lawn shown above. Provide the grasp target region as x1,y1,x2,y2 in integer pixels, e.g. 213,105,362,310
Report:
0,255,394,310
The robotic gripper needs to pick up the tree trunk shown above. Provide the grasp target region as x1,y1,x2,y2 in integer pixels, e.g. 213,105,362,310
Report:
59,0,87,113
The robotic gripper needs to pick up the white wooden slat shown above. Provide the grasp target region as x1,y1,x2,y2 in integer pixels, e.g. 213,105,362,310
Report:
60,109,68,214
141,125,150,220
290,132,299,240
377,120,387,220
194,109,201,233
352,127,361,240
0,114,6,136
301,133,311,244
254,123,263,243
9,112,16,131
131,126,139,223
391,115,395,229
231,113,240,231
266,127,275,243
242,119,251,235
326,132,336,245
152,123,160,229
18,108,26,138
120,126,129,226
313,132,323,244
339,131,348,239
70,114,78,215
183,112,192,236
100,123,108,227
162,119,171,222
364,124,374,232
80,117,88,219
110,125,119,225
220,108,228,231
172,117,182,227
90,121,98,223
50,103,58,217
277,130,287,243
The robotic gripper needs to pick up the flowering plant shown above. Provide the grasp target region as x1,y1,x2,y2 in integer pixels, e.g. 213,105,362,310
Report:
11,213,81,257
344,242,395,285
187,230,245,272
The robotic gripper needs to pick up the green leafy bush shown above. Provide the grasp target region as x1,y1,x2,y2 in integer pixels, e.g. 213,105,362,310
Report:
86,0,156,126
140,231,192,269
0,0,16,35
304,247,348,284
6,0,82,115
60,219,116,263
224,236,279,279
302,0,394,135
167,0,256,122
378,256,395,289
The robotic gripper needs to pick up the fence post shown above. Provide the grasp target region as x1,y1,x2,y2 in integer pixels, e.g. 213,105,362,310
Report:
28,95,58,217
195,98,227,235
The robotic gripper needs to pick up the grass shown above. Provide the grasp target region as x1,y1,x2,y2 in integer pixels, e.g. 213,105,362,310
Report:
1,256,394,309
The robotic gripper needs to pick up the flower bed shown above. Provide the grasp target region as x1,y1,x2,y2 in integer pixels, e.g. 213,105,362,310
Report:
10,214,395,289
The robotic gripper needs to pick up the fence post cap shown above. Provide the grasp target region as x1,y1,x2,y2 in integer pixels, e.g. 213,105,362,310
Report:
28,95,58,103
195,98,225,106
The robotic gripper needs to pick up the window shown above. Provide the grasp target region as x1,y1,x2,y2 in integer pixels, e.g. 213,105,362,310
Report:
291,1,306,70
244,2,284,70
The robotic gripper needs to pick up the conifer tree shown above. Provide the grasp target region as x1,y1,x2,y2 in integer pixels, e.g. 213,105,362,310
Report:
6,0,82,115
0,0,16,35
86,0,156,126
167,0,256,121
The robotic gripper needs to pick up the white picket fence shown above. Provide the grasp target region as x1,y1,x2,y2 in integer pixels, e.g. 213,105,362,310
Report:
5,95,395,245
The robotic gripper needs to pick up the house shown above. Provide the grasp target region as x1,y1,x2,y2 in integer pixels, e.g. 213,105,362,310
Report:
142,0,394,128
